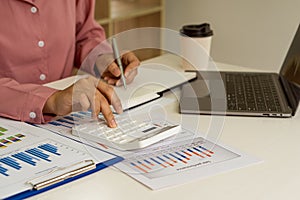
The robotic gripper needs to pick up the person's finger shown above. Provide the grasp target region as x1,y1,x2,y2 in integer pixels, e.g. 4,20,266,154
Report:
115,66,138,86
98,94,117,128
96,80,123,114
85,83,116,127
107,62,121,77
91,91,101,119
122,52,140,75
107,78,118,86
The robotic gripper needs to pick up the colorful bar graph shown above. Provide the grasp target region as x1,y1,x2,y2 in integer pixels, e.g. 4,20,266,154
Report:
199,146,214,154
157,156,174,167
0,126,7,132
15,134,25,138
38,143,61,156
187,148,204,158
163,154,177,163
125,138,218,175
175,151,190,160
144,159,155,166
25,148,51,162
0,139,12,144
182,150,192,157
137,161,152,170
130,162,148,173
193,147,211,157
169,153,187,164
7,136,21,142
0,157,22,170
150,157,167,168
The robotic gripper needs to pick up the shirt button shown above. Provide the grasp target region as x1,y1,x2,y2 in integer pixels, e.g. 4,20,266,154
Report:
39,74,46,81
38,41,45,48
31,7,38,14
29,112,37,119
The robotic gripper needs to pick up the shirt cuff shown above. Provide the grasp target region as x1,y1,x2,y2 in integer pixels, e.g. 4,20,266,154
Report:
22,86,57,124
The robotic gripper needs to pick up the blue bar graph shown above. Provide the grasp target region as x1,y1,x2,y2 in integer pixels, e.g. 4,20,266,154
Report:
25,148,51,162
12,152,37,166
57,119,75,125
38,143,61,156
0,165,9,176
0,140,84,177
48,121,72,129
70,113,84,119
0,157,22,170
63,116,75,121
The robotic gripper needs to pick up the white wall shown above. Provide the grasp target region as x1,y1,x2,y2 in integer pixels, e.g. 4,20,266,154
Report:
165,0,300,71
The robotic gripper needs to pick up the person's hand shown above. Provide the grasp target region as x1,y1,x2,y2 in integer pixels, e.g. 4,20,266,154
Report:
43,76,122,128
96,51,140,86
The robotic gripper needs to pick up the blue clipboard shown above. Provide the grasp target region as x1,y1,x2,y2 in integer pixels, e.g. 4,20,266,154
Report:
4,156,123,200
0,117,124,200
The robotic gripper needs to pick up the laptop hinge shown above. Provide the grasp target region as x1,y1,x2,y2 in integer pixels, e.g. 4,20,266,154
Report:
279,75,298,115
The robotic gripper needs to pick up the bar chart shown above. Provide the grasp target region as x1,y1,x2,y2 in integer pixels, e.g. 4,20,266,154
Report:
0,124,29,149
0,140,89,179
40,111,94,135
124,137,240,178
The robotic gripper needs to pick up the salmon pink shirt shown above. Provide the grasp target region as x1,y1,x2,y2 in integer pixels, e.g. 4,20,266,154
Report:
0,0,106,123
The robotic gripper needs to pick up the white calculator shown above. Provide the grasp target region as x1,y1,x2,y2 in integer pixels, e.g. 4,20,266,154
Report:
72,118,181,150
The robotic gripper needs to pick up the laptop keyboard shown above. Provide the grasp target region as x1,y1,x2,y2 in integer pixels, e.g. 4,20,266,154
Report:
225,73,283,112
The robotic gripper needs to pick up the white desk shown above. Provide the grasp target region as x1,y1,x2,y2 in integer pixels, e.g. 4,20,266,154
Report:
30,54,300,200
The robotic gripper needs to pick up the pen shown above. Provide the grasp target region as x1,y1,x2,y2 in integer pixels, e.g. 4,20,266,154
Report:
112,37,127,89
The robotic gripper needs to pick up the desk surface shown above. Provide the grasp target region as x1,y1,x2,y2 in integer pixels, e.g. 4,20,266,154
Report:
30,54,300,200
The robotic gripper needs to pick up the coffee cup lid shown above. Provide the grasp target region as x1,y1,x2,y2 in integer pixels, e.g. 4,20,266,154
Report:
180,23,213,37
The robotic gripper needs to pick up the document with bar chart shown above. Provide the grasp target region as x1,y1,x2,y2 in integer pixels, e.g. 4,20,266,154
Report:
114,127,261,190
34,110,260,190
0,118,121,199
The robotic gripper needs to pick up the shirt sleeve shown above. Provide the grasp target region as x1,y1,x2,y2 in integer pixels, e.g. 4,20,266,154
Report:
0,78,57,124
74,0,109,74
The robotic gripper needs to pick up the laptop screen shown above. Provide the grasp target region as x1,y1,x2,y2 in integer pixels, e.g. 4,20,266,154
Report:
279,24,300,112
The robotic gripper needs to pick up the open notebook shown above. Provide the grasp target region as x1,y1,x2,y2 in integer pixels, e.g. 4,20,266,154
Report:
44,63,196,110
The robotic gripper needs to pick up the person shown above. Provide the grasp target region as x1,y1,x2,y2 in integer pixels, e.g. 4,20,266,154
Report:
0,0,140,128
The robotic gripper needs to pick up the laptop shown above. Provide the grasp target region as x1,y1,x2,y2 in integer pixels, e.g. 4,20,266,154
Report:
180,24,300,117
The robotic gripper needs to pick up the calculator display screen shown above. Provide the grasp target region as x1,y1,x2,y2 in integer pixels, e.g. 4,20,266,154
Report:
142,126,157,133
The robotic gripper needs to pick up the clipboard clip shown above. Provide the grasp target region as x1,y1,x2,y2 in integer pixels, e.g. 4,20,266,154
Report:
27,160,96,190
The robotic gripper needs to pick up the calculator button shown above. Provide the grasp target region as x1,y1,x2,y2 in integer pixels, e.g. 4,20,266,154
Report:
114,131,123,137
105,134,114,139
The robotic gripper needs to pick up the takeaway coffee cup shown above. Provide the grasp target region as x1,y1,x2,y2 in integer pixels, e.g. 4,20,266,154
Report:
180,23,213,70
